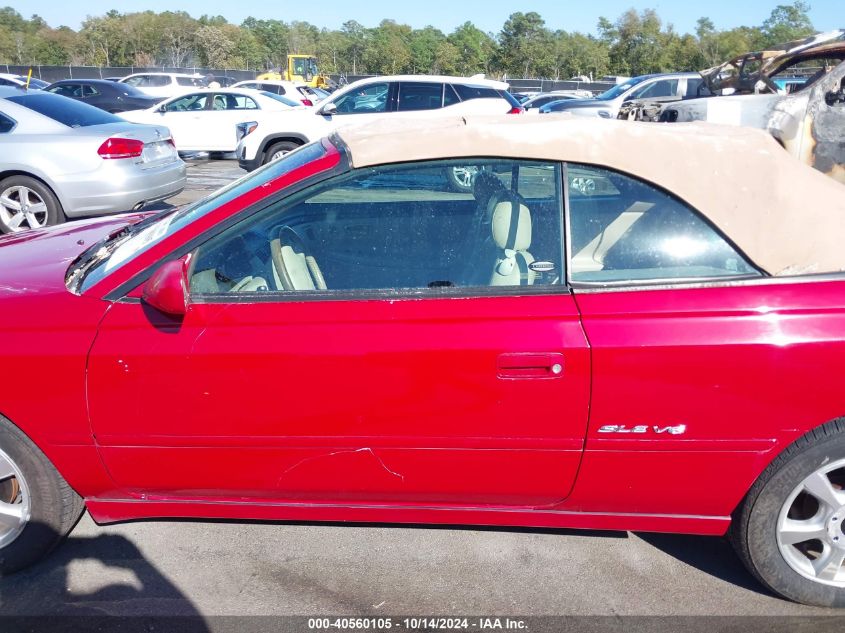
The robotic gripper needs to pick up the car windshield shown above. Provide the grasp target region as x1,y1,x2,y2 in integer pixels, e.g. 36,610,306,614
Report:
69,141,330,294
5,92,121,127
595,76,649,100
259,91,301,108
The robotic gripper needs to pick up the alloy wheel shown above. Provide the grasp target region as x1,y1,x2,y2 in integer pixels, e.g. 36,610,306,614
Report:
0,186,49,232
0,447,31,549
777,457,845,586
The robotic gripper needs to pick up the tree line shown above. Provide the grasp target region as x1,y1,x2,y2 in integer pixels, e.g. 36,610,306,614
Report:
0,3,817,78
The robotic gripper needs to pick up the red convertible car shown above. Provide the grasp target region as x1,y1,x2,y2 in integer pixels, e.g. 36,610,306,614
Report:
1,116,844,607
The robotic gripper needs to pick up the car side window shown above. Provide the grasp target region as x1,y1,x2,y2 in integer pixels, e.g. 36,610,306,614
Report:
331,82,390,114
397,82,443,111
444,84,460,106
685,78,712,98
82,85,99,97
165,94,209,112
49,84,78,97
630,79,679,99
566,164,758,283
147,75,170,87
0,113,16,133
189,159,564,296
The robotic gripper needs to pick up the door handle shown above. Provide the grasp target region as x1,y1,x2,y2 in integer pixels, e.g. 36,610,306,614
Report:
497,353,564,379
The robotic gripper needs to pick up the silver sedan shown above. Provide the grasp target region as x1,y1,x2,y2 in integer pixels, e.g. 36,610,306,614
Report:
0,86,186,233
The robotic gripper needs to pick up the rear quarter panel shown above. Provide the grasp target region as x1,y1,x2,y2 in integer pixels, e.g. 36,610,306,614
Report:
558,278,845,519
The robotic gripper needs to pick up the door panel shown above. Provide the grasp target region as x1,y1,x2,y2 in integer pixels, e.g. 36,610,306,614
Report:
88,294,590,506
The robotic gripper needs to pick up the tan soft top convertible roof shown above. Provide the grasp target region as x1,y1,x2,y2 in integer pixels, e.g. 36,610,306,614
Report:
336,116,845,276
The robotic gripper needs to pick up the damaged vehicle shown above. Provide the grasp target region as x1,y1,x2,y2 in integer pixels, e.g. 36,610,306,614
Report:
3,117,845,607
632,31,845,183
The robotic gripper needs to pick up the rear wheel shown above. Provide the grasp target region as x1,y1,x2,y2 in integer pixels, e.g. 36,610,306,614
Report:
445,165,479,193
0,415,84,575
732,419,845,606
263,141,301,165
0,176,64,234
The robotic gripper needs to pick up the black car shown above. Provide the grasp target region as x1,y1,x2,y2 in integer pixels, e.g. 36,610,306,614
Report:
44,79,163,113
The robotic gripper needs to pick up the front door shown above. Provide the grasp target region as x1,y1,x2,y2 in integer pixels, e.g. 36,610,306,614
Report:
87,158,591,508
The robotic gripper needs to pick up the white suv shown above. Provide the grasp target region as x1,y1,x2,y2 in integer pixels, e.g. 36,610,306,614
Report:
236,75,520,171
117,73,205,99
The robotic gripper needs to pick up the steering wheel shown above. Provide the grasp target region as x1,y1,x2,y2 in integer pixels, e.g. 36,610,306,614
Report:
269,226,327,291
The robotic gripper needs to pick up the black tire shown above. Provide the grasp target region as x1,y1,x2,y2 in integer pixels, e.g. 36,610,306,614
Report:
731,419,845,606
0,175,65,234
262,141,301,165
0,415,85,575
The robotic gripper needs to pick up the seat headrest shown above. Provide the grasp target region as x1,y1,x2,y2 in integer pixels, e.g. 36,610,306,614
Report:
492,198,531,251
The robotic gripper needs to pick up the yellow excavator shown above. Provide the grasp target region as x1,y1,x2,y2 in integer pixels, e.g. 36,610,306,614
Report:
257,54,332,89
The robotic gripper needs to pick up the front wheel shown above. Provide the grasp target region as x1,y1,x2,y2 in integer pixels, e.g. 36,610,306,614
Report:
732,419,845,606
0,415,84,575
263,141,301,165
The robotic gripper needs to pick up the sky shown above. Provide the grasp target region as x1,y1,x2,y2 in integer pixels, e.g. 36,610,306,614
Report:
6,1,843,36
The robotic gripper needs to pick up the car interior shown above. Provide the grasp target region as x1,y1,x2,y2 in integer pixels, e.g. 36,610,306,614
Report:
189,161,564,294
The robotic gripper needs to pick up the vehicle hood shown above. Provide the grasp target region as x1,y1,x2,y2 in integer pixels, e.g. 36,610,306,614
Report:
701,29,845,94
0,212,151,298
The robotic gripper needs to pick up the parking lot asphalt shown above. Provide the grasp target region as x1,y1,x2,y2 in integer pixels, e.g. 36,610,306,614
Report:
2,158,843,625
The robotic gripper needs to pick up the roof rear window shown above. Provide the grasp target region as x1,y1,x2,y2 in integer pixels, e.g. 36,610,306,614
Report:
453,84,520,107
5,93,121,127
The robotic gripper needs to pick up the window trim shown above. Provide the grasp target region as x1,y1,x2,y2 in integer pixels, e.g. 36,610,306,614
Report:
184,156,569,303
562,161,766,290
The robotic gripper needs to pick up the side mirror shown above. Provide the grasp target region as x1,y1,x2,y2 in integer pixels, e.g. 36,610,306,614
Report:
320,102,337,116
142,256,190,316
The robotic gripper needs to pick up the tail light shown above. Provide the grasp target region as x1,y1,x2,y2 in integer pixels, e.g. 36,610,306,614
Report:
98,137,144,159
301,99,314,107
166,138,175,147
507,106,523,114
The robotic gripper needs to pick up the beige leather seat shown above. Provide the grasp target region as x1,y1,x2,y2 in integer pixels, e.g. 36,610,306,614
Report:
490,197,537,286
270,226,327,291
190,269,269,293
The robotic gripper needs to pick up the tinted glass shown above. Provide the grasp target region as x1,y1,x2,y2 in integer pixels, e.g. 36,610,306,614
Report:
443,84,460,106
567,164,758,283
48,84,79,97
190,159,564,295
259,92,300,108
0,113,16,133
397,82,443,111
629,79,679,99
176,76,200,86
684,77,712,98
331,82,390,114
6,93,121,127
453,84,500,101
